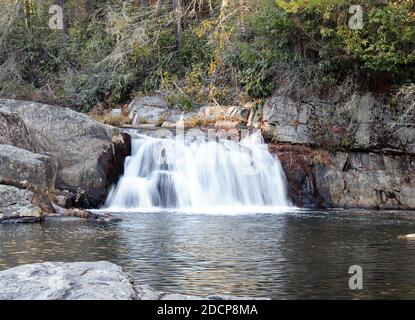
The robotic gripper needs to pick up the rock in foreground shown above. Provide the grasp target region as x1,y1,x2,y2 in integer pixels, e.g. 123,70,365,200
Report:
0,262,268,300
0,262,136,300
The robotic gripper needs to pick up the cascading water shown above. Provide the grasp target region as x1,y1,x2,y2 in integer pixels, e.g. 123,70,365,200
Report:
104,130,291,213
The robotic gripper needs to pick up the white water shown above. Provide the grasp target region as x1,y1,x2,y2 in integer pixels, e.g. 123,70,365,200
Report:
104,131,291,214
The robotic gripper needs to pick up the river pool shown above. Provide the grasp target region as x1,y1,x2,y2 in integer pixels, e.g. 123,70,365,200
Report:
1,209,415,299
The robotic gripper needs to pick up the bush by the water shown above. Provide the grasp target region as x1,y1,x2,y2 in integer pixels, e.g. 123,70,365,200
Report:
0,0,414,111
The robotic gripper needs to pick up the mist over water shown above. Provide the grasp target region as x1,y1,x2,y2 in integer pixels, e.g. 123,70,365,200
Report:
105,131,291,213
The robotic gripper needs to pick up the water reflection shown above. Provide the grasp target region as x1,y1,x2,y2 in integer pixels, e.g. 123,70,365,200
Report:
1,210,415,299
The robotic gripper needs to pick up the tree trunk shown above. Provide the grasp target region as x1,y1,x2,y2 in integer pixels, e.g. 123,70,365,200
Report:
172,0,182,52
57,0,68,43
24,0,31,26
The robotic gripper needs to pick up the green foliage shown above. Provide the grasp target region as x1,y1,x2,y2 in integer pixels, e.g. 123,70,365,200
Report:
0,0,413,111
271,0,415,87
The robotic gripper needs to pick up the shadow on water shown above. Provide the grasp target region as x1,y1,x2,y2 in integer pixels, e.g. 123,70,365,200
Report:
1,210,415,299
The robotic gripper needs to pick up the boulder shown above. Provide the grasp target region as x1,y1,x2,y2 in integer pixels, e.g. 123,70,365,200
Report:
129,95,182,125
198,105,250,123
0,144,57,212
0,111,36,152
0,99,131,208
161,121,177,129
215,120,240,129
0,185,43,223
0,262,137,300
53,190,76,208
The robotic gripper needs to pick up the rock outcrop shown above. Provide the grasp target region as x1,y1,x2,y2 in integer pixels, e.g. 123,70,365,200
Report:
269,144,415,209
0,262,268,300
262,90,415,210
0,99,131,208
0,185,43,223
262,93,415,154
129,95,182,126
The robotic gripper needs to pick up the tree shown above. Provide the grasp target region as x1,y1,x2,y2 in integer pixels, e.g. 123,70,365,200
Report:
172,0,183,52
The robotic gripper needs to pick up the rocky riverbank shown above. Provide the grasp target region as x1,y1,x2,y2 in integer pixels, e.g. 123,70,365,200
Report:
0,99,131,223
0,261,267,300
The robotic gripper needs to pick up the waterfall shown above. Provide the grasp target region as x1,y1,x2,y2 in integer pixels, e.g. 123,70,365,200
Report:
104,130,291,214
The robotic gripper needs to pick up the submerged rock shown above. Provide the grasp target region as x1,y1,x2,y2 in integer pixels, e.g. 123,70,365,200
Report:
0,185,43,223
0,99,131,208
0,262,269,300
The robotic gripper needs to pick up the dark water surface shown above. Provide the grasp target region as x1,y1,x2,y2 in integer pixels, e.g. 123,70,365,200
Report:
1,209,415,299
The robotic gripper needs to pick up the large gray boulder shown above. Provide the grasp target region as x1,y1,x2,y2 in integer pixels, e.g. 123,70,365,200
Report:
0,144,57,212
0,185,43,223
0,262,137,300
129,95,181,125
0,99,131,208
0,111,36,152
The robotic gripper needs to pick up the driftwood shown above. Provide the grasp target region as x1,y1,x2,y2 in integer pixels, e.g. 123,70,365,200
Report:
51,203,121,222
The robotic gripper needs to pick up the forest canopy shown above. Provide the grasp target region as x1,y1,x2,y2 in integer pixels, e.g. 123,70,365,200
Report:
0,0,414,111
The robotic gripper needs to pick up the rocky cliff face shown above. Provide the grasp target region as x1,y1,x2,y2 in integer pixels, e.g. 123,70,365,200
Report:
269,144,415,209
263,92,415,209
262,93,415,154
